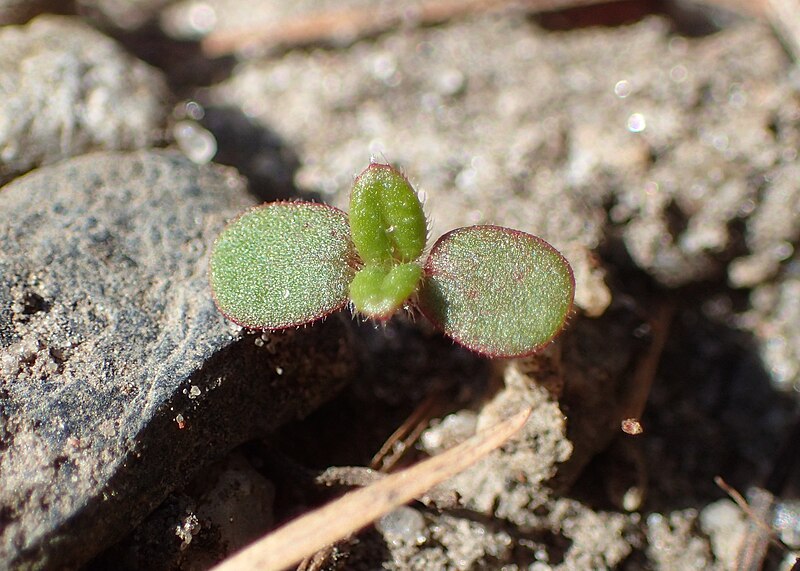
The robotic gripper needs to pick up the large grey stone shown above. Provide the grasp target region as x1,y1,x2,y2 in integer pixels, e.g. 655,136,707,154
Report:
0,150,356,569
0,16,169,185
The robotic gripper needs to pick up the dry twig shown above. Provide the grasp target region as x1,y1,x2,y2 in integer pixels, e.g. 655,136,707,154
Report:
297,392,444,569
766,0,800,65
370,392,439,471
714,476,794,571
317,465,460,508
200,0,779,57
201,0,629,56
211,407,531,571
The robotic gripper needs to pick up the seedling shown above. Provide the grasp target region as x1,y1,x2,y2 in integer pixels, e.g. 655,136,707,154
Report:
209,163,574,357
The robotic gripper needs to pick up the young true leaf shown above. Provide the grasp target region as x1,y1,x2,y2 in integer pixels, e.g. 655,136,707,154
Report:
209,201,356,330
349,163,427,265
349,262,423,320
209,163,576,360
418,225,574,358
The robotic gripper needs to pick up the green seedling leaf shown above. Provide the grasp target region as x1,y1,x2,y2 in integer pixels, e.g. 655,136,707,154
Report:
209,201,356,330
418,225,574,358
349,262,423,320
349,163,427,265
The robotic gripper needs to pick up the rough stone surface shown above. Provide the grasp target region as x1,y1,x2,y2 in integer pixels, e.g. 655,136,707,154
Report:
0,16,169,184
0,150,356,569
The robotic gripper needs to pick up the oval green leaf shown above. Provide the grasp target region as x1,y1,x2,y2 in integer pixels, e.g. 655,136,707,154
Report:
209,201,356,330
349,163,427,266
350,262,423,320
418,225,575,357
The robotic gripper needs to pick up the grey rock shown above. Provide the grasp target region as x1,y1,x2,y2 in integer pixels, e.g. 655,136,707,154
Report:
192,454,275,556
0,150,356,569
0,16,169,185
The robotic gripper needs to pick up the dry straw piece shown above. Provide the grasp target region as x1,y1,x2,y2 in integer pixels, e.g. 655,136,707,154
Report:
211,407,532,571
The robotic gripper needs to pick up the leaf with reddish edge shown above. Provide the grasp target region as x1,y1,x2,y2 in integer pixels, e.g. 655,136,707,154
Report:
209,201,357,330
418,225,574,358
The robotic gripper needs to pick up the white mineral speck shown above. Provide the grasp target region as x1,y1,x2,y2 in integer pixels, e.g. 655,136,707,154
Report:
173,120,217,164
437,68,465,96
1,354,17,376
175,513,200,547
670,65,688,83
371,53,397,82
614,79,631,98
421,411,477,454
17,337,39,358
161,1,217,39
711,134,729,151
772,241,794,261
189,385,201,398
627,113,646,133
185,2,217,34
183,100,205,120
377,506,427,547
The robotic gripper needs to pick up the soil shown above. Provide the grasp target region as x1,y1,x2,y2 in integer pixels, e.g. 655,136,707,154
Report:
1,1,799,570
